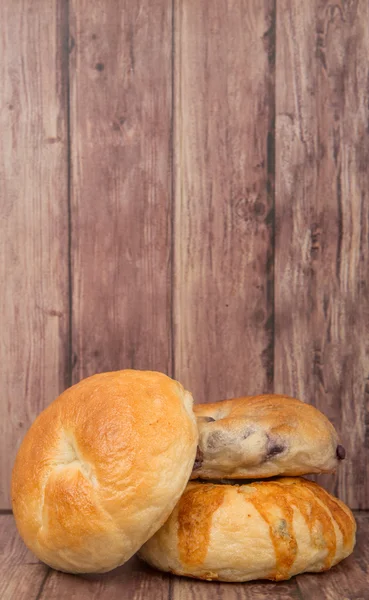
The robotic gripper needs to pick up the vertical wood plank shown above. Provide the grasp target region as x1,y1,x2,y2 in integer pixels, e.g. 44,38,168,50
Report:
0,0,69,508
354,512,369,570
69,0,172,380
174,0,276,404
275,0,369,507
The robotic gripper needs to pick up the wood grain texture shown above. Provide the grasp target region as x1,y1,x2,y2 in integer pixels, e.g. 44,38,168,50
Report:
1,514,369,599
39,558,169,600
0,565,49,600
275,0,369,507
0,0,69,508
172,579,301,600
69,0,172,381
0,514,39,566
0,515,49,599
40,558,170,600
173,0,276,404
297,556,369,600
354,513,369,572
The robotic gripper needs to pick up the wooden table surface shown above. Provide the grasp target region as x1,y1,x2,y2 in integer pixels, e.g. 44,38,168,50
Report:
1,512,368,600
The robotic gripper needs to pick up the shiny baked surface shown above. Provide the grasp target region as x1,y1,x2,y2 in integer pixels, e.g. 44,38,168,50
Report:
139,478,356,582
192,395,343,479
11,370,198,573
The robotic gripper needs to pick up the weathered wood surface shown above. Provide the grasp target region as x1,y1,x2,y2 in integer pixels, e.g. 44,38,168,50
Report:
0,514,49,600
274,0,369,508
173,0,276,404
171,578,301,600
69,0,173,381
1,513,368,599
0,0,69,508
1,0,368,511
39,560,170,600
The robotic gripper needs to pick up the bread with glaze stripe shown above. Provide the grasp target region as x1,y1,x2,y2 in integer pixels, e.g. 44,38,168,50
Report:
139,478,356,582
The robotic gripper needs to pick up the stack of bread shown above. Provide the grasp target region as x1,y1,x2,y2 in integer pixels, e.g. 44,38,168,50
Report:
12,370,355,582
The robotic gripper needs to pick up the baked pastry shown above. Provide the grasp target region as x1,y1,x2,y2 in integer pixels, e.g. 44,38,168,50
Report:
12,370,198,573
139,478,356,582
192,394,344,479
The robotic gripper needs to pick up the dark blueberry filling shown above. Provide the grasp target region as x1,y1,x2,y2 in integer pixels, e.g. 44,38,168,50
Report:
265,435,286,460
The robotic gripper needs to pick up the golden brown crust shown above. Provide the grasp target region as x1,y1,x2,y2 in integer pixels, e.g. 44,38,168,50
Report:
296,479,353,550
12,370,198,573
192,394,341,479
139,478,356,582
177,484,226,567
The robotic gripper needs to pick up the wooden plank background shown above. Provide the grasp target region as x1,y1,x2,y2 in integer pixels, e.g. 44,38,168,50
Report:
69,0,172,383
275,0,369,509
173,0,275,402
0,0,69,508
1,0,368,510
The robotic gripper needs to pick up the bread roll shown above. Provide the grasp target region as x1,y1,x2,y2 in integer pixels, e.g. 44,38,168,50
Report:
12,370,198,573
139,478,356,582
192,395,343,479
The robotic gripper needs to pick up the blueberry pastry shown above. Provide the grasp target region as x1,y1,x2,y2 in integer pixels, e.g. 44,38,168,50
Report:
191,395,344,479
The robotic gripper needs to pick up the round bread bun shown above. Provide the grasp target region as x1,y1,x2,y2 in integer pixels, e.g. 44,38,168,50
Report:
192,394,344,479
12,370,198,574
139,478,356,582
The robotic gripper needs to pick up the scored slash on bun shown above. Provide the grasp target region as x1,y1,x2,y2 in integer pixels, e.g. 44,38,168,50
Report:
139,478,356,582
192,394,344,480
11,370,198,574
